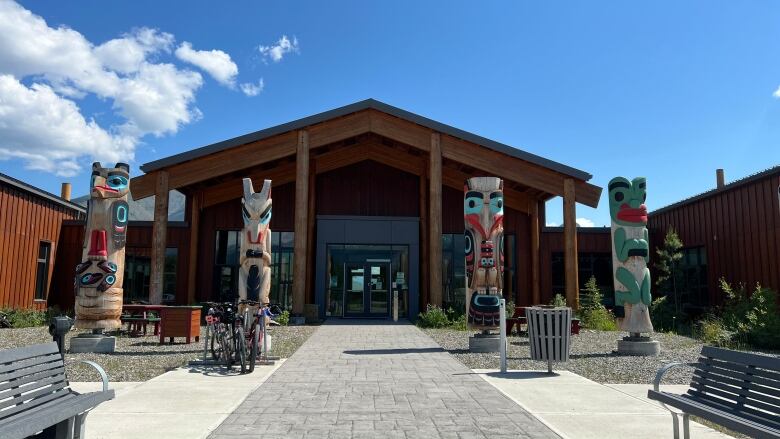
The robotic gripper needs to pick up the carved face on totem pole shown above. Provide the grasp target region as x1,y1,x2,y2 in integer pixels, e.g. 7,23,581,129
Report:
75,162,130,330
239,178,272,303
608,176,653,334
464,177,504,329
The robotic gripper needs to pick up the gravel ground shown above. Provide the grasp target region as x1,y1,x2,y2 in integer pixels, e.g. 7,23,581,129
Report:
0,325,317,382
423,328,779,384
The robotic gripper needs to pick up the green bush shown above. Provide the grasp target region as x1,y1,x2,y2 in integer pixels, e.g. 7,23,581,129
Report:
449,314,468,331
694,315,734,347
719,279,780,349
275,310,290,326
416,304,451,328
650,295,686,333
0,308,48,328
578,276,618,331
550,294,567,307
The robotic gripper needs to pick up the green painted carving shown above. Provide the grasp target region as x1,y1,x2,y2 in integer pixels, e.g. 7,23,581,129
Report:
609,176,653,334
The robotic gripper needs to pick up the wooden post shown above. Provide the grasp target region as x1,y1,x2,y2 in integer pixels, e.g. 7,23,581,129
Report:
563,178,579,310
292,130,309,315
149,171,169,305
530,200,541,306
428,133,443,307
419,170,429,308
305,158,316,305
186,192,200,305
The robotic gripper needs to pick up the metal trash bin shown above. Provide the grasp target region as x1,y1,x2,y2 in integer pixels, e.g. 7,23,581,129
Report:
525,306,572,373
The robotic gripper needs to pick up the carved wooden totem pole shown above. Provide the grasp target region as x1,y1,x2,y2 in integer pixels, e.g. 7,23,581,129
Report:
239,178,272,303
464,177,504,329
609,176,653,335
75,162,130,330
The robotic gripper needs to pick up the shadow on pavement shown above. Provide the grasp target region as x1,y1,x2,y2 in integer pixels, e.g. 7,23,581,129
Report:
343,347,446,355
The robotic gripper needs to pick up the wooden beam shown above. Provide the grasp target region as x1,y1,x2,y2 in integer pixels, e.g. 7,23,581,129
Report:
292,130,309,315
563,178,579,310
149,171,169,305
530,201,541,305
428,133,443,308
308,111,371,149
441,167,533,214
305,158,316,305
368,110,431,152
200,162,296,209
186,191,200,305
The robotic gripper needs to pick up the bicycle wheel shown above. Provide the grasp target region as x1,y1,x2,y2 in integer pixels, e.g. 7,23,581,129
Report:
219,327,233,371
210,325,222,361
236,327,247,374
248,322,259,373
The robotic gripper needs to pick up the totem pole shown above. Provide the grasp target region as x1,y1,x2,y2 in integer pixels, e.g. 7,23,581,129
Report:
609,176,655,338
239,178,272,304
74,162,130,330
464,177,504,330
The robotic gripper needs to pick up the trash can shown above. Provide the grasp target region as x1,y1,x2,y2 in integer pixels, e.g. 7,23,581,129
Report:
525,306,572,373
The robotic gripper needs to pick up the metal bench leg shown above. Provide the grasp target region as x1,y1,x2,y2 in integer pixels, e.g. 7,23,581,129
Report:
73,412,88,439
54,416,75,439
682,414,690,439
671,412,680,439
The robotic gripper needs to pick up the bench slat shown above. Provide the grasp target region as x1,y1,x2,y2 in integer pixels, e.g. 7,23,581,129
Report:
0,360,63,389
649,390,780,438
686,389,780,428
0,390,113,439
691,375,780,408
694,369,780,399
0,386,69,420
0,353,63,377
0,344,59,365
702,346,780,372
688,383,780,420
700,357,780,383
0,370,66,401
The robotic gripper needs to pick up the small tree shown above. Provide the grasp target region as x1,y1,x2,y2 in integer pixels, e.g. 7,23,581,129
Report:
654,228,684,318
579,276,617,331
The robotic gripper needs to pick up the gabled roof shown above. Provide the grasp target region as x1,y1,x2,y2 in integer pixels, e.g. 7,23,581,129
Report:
0,173,86,213
140,98,593,181
650,165,780,216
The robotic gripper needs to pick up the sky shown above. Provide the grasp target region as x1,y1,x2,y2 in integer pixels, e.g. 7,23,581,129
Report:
1,0,779,227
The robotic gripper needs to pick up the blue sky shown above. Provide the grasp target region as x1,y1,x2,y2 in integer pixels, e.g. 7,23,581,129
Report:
1,1,779,227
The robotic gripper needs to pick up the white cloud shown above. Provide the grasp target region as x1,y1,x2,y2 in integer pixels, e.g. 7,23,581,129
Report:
774,86,780,98
576,217,596,227
239,78,264,97
546,221,560,227
175,41,238,87
258,35,299,63
0,75,134,177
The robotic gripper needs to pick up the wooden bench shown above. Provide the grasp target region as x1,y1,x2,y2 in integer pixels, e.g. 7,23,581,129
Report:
120,314,161,336
648,346,779,439
0,342,114,439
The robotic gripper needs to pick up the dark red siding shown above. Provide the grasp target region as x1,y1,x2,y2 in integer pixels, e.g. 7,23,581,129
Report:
540,228,612,305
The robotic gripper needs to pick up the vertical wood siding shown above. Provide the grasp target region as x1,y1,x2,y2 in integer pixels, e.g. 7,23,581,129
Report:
0,183,83,309
649,172,780,305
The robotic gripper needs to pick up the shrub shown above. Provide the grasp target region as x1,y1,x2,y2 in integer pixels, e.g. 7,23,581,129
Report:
416,304,451,328
719,280,780,349
275,310,290,326
449,314,468,331
550,294,567,307
578,276,618,331
694,315,734,347
650,296,685,333
0,308,48,328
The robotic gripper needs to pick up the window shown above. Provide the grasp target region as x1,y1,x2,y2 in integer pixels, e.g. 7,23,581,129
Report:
214,230,240,302
551,252,613,306
163,248,178,303
441,233,516,311
124,252,150,303
270,232,294,310
34,241,51,300
677,246,708,308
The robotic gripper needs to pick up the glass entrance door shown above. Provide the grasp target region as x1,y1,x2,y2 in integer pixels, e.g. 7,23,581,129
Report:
343,261,390,318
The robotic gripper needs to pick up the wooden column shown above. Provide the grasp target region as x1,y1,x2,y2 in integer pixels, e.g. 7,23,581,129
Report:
186,191,200,305
563,178,579,310
419,170,429,308
305,158,316,304
292,130,309,315
530,200,541,305
149,171,169,305
428,133,443,307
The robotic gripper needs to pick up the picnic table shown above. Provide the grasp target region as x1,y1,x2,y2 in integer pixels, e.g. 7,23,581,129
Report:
121,304,163,336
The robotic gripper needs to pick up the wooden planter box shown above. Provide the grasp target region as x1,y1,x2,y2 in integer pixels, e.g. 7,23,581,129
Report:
159,306,201,344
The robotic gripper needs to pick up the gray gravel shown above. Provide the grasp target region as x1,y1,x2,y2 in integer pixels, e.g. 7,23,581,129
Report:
0,325,317,382
423,328,778,384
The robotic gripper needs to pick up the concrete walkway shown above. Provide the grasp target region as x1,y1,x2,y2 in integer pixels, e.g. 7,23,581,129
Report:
71,360,282,439
477,370,731,439
209,321,560,439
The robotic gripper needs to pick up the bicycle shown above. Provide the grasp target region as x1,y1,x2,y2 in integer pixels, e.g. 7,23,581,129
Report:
204,302,236,371
238,300,279,373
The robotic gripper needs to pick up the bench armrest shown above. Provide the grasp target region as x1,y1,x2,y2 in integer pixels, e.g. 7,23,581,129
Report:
653,362,698,392
68,360,110,392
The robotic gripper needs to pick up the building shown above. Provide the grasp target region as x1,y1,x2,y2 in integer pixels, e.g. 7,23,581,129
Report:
0,174,85,310
649,167,780,310
100,99,602,319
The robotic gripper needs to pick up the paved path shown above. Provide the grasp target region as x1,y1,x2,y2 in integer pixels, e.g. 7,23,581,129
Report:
209,321,559,439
